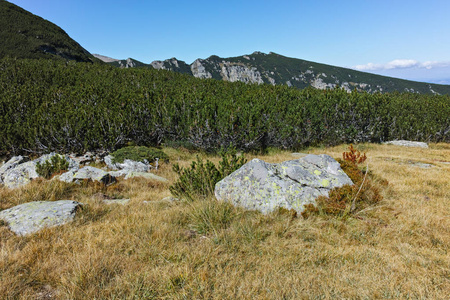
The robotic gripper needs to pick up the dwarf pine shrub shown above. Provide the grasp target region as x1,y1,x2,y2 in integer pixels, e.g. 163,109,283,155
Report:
303,145,386,218
36,154,70,179
170,148,247,201
111,146,169,164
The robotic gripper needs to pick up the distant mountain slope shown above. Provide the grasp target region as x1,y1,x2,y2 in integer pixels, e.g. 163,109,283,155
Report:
103,51,450,94
0,0,96,62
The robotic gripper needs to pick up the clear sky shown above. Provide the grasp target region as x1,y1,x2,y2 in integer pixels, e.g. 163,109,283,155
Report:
7,0,450,84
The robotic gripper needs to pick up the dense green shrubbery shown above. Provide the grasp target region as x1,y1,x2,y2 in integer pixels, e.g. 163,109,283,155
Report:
36,154,69,179
170,149,247,201
110,146,168,164
0,58,449,157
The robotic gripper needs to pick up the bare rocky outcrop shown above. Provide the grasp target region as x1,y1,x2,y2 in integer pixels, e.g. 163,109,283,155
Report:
191,59,212,79
219,62,264,84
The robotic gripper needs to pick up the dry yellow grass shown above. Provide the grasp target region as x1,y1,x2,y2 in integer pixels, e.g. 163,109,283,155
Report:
0,143,449,299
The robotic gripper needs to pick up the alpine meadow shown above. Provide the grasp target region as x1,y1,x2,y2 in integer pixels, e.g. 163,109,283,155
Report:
0,1,449,299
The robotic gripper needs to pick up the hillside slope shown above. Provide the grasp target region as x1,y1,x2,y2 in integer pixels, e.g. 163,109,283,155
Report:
0,1,96,62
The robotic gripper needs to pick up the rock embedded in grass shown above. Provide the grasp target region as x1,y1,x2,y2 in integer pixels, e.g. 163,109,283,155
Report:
58,166,116,185
215,154,353,214
0,200,82,235
384,140,428,148
0,153,79,188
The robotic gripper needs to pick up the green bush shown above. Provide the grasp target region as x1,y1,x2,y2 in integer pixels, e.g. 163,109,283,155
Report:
110,146,169,164
36,154,69,179
169,149,247,201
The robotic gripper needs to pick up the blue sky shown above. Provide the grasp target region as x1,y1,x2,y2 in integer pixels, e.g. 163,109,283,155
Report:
8,0,450,84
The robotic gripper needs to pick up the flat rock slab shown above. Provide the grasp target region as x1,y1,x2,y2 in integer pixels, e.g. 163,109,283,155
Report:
102,199,130,205
124,172,168,182
215,154,353,214
0,200,81,235
384,140,428,148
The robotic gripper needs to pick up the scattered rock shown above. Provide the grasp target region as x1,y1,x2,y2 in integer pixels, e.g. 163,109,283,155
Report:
57,170,77,183
72,166,116,185
68,152,94,165
0,156,26,183
104,155,152,172
215,154,353,214
384,140,428,148
2,161,40,189
0,153,79,189
0,200,82,235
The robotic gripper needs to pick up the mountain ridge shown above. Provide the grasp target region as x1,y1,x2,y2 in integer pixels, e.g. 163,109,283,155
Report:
97,51,450,94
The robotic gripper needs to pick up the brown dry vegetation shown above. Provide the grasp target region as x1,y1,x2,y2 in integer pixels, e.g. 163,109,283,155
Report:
0,143,449,299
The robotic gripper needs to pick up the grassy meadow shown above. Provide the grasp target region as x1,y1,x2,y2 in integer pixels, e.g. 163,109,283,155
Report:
0,143,449,299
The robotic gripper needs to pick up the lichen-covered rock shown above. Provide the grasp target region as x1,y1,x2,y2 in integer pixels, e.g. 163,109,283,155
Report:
215,154,353,214
104,155,119,170
57,170,76,183
0,153,79,188
104,155,151,172
0,156,25,184
2,161,40,189
0,200,81,235
384,140,428,148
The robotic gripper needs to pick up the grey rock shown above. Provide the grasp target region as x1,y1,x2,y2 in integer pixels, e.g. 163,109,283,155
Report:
1,153,79,189
119,159,151,172
104,155,151,173
108,170,128,177
104,155,119,170
215,154,353,214
2,161,40,189
68,152,94,165
72,166,116,185
0,156,25,184
124,172,168,182
0,200,81,235
57,170,77,183
384,140,429,148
